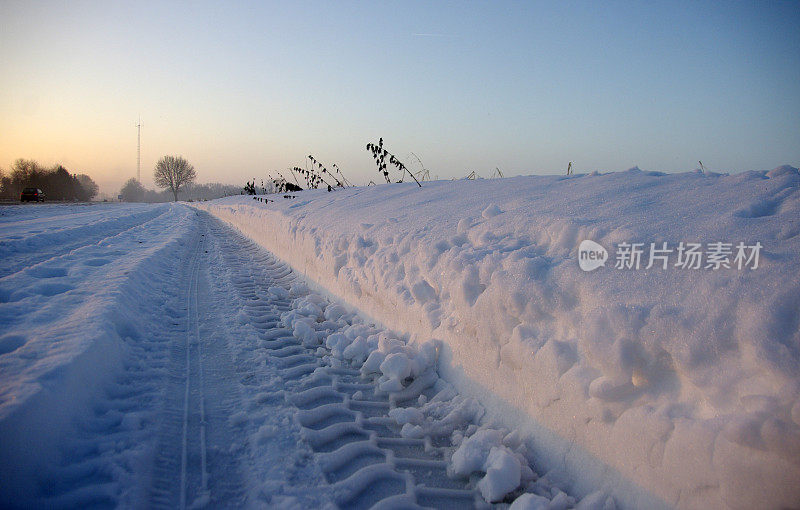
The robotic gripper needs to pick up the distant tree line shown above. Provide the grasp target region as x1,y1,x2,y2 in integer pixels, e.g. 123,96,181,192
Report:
119,178,242,203
0,159,98,201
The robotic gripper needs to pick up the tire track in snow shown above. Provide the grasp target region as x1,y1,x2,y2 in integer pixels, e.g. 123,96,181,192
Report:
178,232,206,508
148,218,251,509
203,214,495,509
0,205,169,279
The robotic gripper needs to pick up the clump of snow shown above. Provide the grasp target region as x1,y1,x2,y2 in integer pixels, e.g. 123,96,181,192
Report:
361,335,437,394
268,285,289,299
449,427,539,502
292,320,318,347
509,493,551,510
394,382,484,440
478,446,522,501
282,294,336,347
198,166,800,509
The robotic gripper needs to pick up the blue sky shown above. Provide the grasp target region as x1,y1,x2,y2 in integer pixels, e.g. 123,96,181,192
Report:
1,1,798,195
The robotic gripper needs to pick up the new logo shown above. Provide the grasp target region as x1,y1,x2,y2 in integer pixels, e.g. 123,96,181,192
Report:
578,240,608,272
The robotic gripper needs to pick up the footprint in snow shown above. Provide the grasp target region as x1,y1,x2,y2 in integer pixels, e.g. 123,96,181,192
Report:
0,335,26,355
26,266,68,278
32,282,74,297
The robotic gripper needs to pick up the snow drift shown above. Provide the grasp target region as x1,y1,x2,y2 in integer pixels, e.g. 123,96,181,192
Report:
197,166,800,509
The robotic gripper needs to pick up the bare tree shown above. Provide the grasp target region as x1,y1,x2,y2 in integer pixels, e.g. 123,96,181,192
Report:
154,155,196,201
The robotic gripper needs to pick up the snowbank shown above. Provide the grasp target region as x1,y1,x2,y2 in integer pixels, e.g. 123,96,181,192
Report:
197,166,800,509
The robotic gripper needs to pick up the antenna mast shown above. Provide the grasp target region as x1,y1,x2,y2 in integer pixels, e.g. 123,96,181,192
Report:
136,118,142,182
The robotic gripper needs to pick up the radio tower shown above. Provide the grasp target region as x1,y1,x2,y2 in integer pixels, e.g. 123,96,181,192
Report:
136,118,142,182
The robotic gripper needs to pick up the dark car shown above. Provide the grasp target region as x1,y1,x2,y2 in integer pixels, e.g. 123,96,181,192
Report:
20,188,46,202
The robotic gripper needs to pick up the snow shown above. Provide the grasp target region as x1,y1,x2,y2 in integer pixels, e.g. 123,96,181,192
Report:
0,203,189,421
450,428,530,502
509,492,551,510
3,200,576,508
0,202,167,278
1,166,797,508
0,202,198,504
478,446,522,502
196,166,800,509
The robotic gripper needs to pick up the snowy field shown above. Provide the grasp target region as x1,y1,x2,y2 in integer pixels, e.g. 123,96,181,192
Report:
0,167,798,509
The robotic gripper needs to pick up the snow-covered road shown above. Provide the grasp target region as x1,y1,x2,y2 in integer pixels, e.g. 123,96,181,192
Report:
1,204,583,509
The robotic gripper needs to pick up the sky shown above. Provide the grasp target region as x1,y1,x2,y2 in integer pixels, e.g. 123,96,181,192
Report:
1,1,799,196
